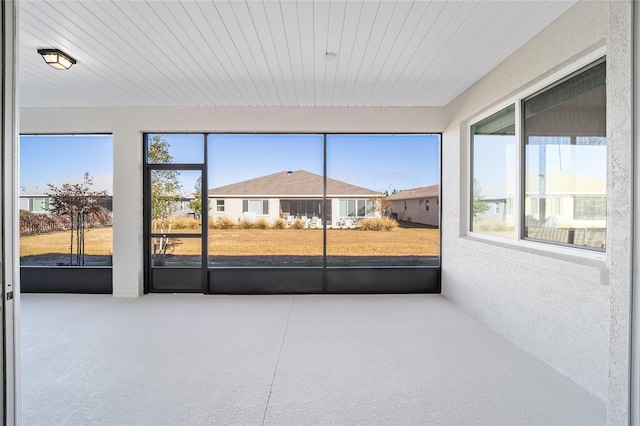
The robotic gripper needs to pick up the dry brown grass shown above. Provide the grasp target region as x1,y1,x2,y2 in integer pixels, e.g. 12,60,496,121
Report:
209,228,439,256
20,226,440,259
20,227,113,259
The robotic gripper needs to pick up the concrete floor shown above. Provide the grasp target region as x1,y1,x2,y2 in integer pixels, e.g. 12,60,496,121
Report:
21,294,605,425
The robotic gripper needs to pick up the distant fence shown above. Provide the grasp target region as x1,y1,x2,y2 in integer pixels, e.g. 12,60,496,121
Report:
20,210,112,236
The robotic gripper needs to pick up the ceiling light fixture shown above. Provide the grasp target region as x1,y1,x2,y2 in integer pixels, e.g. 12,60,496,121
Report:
325,52,337,61
37,48,76,70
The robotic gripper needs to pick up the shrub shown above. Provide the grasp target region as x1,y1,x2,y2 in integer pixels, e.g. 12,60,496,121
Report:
254,218,270,229
171,216,201,230
272,219,286,229
291,218,306,229
359,217,398,231
238,219,255,229
210,216,236,229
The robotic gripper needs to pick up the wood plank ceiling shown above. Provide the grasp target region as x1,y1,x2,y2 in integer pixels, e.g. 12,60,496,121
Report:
19,0,577,108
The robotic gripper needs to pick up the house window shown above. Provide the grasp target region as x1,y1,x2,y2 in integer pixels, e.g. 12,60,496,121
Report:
216,200,224,212
242,199,269,215
523,60,606,250
404,201,407,211
470,58,606,252
470,104,516,237
426,200,429,211
28,197,49,212
339,199,374,218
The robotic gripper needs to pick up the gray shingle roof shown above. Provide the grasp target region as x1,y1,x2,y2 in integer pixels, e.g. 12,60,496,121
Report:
208,170,380,197
387,185,439,201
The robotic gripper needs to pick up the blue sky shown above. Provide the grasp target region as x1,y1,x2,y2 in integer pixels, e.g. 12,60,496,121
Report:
20,135,113,187
207,134,440,193
21,133,441,194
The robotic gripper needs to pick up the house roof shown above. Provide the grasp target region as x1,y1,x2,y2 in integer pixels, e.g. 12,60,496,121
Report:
388,185,440,201
20,174,113,197
208,170,379,198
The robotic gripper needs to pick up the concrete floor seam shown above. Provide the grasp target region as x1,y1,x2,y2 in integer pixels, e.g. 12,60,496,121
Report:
261,295,296,425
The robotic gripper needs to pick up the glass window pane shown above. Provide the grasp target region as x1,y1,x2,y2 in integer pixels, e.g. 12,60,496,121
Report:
146,134,204,164
150,237,201,267
347,200,356,217
339,200,347,217
326,134,440,267
523,60,606,250
207,134,324,267
20,135,113,266
470,105,516,238
150,170,202,234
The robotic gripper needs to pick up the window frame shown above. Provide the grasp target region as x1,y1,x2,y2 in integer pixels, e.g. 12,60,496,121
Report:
467,51,606,260
242,199,269,216
215,199,225,212
28,197,49,212
339,198,374,218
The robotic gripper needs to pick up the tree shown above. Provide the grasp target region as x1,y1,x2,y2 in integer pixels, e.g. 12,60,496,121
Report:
188,176,202,218
368,194,393,217
47,173,108,266
472,179,490,217
148,135,182,264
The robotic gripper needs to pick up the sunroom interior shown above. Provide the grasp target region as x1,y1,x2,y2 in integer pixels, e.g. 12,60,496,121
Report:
4,0,638,424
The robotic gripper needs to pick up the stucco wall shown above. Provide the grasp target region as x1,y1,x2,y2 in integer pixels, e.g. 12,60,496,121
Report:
441,0,616,403
390,197,439,226
20,106,443,297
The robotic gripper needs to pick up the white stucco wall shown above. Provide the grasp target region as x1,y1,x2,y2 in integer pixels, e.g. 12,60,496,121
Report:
20,106,443,297
390,197,439,226
441,0,623,406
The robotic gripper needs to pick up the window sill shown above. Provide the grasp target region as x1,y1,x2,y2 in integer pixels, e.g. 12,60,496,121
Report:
458,234,607,286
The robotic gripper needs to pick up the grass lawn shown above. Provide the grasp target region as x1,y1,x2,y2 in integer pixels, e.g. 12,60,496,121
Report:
21,225,440,266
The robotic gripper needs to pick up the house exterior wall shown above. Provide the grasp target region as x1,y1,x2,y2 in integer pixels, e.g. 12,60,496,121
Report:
210,198,242,223
18,198,29,211
442,0,632,414
209,198,273,223
390,196,439,226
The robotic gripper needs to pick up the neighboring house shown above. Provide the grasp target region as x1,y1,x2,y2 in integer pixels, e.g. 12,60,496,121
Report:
475,171,607,230
475,198,508,222
19,174,114,213
388,185,439,226
208,170,380,228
